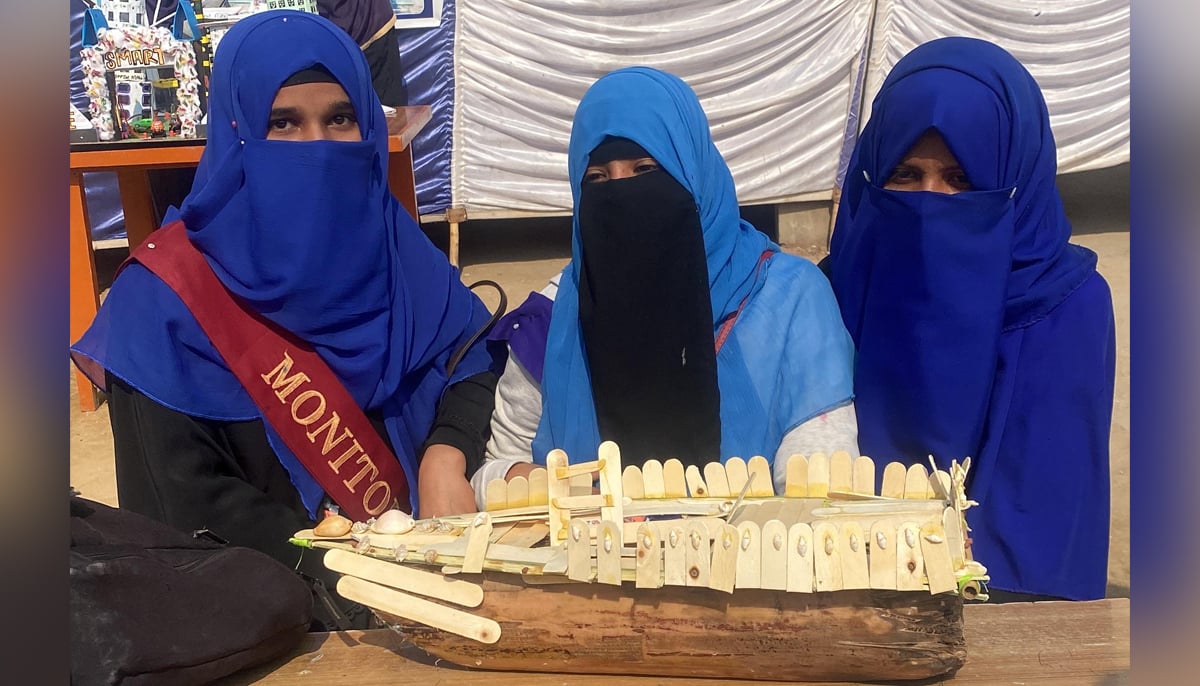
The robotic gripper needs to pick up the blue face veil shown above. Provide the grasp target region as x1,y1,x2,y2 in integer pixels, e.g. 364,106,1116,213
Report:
828,37,1114,599
532,67,854,466
72,11,497,516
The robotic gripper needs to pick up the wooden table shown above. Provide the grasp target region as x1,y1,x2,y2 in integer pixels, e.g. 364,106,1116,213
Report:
69,106,432,411
217,598,1129,685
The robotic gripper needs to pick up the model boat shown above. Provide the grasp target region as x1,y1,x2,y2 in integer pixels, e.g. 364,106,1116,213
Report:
291,442,989,682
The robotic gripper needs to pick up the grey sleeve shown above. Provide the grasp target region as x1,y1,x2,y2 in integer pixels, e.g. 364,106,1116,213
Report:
772,401,860,494
469,350,543,510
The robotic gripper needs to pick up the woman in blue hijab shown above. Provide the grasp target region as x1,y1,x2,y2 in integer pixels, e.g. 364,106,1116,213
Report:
471,67,858,503
826,37,1116,601
71,11,499,626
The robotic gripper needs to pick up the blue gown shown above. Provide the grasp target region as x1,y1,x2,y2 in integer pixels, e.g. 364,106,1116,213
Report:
827,37,1115,600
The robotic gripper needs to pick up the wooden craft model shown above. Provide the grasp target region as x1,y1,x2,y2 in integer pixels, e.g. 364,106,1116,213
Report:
292,442,989,682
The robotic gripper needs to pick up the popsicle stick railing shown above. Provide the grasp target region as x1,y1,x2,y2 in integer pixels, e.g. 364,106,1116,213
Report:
462,443,985,597
482,452,959,510
554,505,983,596
305,441,987,623
304,442,989,684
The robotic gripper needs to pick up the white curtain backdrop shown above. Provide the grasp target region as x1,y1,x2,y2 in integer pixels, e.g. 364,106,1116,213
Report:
451,0,1128,216
453,0,874,215
860,0,1129,174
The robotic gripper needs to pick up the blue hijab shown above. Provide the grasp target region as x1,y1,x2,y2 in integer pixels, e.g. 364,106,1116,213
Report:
532,66,854,465
828,37,1114,599
71,11,496,516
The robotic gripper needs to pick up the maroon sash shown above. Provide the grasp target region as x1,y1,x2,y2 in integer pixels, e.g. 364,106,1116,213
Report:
131,222,409,521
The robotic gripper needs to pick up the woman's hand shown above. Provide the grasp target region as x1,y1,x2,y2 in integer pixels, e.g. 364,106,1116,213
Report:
504,462,539,481
507,462,599,493
417,444,478,519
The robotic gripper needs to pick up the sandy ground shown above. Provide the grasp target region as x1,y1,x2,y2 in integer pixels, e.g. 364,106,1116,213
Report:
69,165,1130,597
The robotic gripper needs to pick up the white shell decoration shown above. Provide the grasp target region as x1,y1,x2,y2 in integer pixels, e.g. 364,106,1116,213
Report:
370,509,415,535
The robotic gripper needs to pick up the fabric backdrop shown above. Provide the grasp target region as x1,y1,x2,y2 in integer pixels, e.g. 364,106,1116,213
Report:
859,0,1129,174
70,0,1130,233
452,0,875,215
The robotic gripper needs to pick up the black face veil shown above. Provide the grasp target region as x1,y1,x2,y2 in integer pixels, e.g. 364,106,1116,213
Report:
576,137,722,468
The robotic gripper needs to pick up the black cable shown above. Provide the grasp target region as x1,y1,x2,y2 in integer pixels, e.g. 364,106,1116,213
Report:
445,280,508,378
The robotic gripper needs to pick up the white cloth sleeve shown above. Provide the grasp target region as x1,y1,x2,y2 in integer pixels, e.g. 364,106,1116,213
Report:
772,401,860,495
469,351,544,511
541,272,561,299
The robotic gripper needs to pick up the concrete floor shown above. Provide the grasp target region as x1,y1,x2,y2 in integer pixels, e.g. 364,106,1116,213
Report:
68,164,1130,597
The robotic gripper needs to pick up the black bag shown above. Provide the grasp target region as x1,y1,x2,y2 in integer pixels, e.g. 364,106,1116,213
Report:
70,495,313,685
